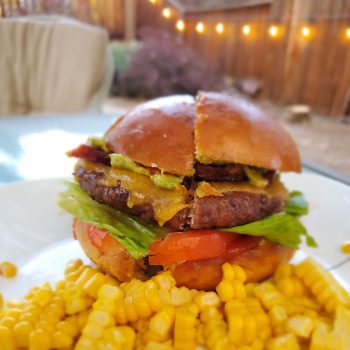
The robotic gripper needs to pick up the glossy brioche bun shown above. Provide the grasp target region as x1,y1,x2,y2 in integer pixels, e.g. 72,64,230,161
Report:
73,218,147,282
104,92,300,175
105,95,196,177
195,91,301,172
170,240,295,290
73,218,295,290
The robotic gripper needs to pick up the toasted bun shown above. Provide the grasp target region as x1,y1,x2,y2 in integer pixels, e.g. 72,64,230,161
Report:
73,219,294,290
195,91,301,172
105,95,196,176
105,92,300,174
73,218,147,282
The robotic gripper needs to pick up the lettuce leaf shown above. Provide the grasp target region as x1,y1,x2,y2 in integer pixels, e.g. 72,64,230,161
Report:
284,191,309,216
57,181,168,259
222,213,317,249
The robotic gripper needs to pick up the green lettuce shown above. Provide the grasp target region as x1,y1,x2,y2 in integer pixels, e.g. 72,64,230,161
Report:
284,191,309,216
57,181,168,259
222,213,317,249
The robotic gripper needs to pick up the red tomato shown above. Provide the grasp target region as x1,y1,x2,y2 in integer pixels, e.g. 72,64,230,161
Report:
148,230,260,265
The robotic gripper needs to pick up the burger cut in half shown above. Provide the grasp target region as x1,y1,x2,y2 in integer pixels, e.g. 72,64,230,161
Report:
59,92,317,290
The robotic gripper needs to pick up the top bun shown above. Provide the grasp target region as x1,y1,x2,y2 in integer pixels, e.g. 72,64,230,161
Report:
195,92,301,172
105,95,196,176
105,92,300,175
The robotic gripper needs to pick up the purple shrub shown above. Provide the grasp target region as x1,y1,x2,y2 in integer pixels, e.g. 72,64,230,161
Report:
113,28,225,97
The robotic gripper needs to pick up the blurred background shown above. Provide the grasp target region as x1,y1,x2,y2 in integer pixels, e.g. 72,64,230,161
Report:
1,0,350,182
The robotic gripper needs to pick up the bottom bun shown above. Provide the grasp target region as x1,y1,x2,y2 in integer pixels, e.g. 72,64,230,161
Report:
73,218,295,290
73,218,148,282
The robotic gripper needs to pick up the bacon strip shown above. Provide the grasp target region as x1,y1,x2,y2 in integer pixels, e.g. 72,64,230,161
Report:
67,144,110,165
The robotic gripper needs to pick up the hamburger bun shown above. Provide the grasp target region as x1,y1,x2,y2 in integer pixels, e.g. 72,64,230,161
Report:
195,91,301,172
105,95,196,177
73,218,295,290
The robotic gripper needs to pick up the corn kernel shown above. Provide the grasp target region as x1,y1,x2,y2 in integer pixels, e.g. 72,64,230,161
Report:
0,325,16,350
84,272,107,299
52,330,73,348
32,287,54,307
285,315,314,338
77,309,91,330
64,258,83,275
88,310,115,328
29,328,52,350
57,317,80,338
269,305,288,326
0,261,17,278
13,321,33,347
83,323,104,339
124,296,139,322
194,291,221,310
149,305,175,337
0,317,16,328
98,284,124,301
266,333,300,350
103,326,136,350
144,280,163,312
216,280,234,302
152,272,176,290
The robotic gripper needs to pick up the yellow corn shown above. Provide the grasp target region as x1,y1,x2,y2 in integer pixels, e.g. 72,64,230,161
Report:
149,305,175,339
32,287,54,307
0,325,16,350
13,321,33,347
0,261,17,278
144,340,173,350
194,291,221,310
285,314,314,338
102,326,136,350
266,333,300,350
29,328,52,350
83,272,107,299
254,282,284,310
143,280,163,311
82,323,105,339
222,263,247,283
98,284,124,302
56,317,80,338
64,258,83,274
152,272,176,290
273,264,294,282
173,304,198,350
295,258,350,313
52,330,73,349
0,256,349,349
0,293,3,309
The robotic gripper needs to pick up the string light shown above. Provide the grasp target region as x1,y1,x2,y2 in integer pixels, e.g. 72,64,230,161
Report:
346,27,350,39
301,26,311,38
216,22,224,34
242,24,251,36
196,22,205,34
269,25,279,38
176,19,185,32
162,7,171,19
148,0,156,4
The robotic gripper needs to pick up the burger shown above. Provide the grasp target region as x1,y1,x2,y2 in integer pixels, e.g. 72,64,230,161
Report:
59,91,316,290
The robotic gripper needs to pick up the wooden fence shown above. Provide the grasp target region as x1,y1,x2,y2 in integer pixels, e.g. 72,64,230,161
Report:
138,0,350,117
1,0,350,116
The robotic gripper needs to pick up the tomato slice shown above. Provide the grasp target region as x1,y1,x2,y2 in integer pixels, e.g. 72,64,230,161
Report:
148,230,260,265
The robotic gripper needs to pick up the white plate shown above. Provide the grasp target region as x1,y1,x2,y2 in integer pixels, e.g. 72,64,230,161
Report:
0,174,349,299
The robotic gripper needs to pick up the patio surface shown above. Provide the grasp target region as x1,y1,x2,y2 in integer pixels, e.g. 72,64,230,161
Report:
103,97,350,179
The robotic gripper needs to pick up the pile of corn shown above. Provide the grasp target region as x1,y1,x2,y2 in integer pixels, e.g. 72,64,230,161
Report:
0,257,349,350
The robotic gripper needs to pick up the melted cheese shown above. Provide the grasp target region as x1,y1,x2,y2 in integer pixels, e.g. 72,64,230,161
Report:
80,161,189,226
196,176,288,200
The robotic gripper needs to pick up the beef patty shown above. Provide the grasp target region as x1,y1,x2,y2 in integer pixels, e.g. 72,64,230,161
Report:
75,166,287,230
